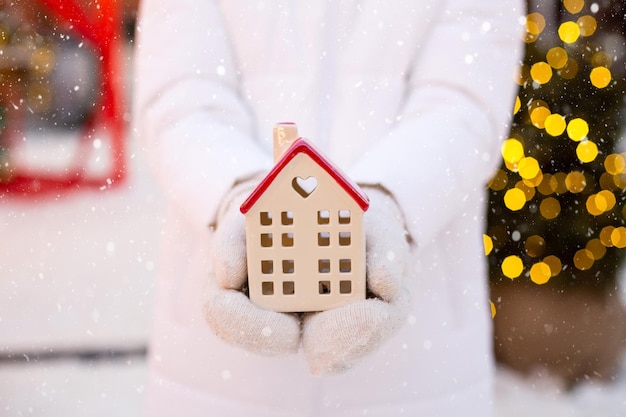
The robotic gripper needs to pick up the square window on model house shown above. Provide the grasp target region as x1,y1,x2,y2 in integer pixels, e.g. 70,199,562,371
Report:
282,233,294,247
318,231,330,246
262,281,274,295
261,260,274,274
339,280,352,294
282,259,295,274
339,259,352,273
317,210,330,225
318,259,331,273
338,210,351,224
260,211,273,226
318,280,331,294
338,231,351,246
283,281,295,295
281,211,294,225
260,233,273,247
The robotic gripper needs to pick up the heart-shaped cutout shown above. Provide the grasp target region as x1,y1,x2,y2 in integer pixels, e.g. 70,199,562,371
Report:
292,176,318,198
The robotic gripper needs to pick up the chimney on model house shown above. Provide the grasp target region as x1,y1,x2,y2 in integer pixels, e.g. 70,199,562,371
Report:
273,122,299,162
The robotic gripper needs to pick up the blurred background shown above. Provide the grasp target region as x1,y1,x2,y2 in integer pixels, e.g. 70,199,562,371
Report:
0,1,625,416
0,1,157,416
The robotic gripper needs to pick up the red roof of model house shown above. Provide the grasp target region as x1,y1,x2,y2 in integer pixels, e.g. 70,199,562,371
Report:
240,138,370,214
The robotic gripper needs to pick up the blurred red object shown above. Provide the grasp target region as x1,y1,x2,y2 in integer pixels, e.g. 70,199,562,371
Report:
1,0,126,198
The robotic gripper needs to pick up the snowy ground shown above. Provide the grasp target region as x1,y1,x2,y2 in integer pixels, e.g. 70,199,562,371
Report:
495,360,626,417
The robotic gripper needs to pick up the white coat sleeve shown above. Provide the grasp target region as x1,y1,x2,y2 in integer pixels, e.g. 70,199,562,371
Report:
133,0,270,228
349,0,524,246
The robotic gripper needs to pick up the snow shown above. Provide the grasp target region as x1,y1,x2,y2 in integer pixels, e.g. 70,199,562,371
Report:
0,41,624,417
1,131,624,416
495,360,626,417
0,131,161,352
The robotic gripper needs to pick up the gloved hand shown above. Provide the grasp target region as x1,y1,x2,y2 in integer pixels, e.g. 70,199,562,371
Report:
204,182,412,372
204,179,302,355
302,186,412,374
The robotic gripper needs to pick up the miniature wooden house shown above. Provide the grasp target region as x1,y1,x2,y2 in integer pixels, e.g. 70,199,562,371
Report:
240,123,369,312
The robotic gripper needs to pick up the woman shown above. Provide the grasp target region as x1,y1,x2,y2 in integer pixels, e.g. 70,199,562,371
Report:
133,1,523,415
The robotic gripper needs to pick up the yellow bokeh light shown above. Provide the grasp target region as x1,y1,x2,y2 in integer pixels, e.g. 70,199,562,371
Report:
30,47,57,75
525,234,545,257
553,172,569,194
490,301,496,318
530,61,553,84
544,113,566,136
611,227,626,249
537,173,557,195
614,173,626,189
600,226,615,247
27,83,53,113
586,194,605,216
591,51,611,68
546,47,568,69
590,66,612,88
483,234,493,256
564,0,584,14
501,138,525,164
559,57,579,79
543,255,562,277
558,21,581,44
539,197,561,219
518,157,540,179
522,171,543,188
504,159,518,173
502,255,524,279
604,154,626,175
566,118,589,141
576,140,598,163
530,262,551,285
514,96,521,114
525,12,546,36
565,171,586,193
600,172,617,191
586,238,606,260
516,65,529,85
594,193,608,212
516,181,536,201
488,169,509,191
577,15,597,37
530,106,551,129
504,188,526,211
573,249,594,270
598,190,616,211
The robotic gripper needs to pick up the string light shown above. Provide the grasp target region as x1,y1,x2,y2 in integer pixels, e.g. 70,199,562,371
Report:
487,2,626,286
546,47,568,69
530,262,551,284
558,21,581,44
502,255,524,279
590,66,611,88
567,118,589,141
577,15,597,37
563,0,584,14
544,113,566,136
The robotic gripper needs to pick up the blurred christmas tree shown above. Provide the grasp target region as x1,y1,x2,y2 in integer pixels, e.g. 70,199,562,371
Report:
486,0,626,382
487,0,626,292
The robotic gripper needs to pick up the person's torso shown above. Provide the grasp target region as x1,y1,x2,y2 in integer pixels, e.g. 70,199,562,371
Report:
218,0,440,167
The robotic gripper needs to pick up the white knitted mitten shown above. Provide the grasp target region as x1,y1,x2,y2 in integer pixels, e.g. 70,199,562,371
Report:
302,187,412,374
204,180,301,355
